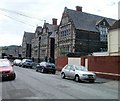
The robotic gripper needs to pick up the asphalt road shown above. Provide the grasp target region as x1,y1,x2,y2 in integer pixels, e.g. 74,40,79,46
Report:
0,66,119,100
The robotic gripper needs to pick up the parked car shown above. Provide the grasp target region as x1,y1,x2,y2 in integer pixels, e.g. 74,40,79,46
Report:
36,62,56,74
21,59,33,68
0,59,16,80
61,64,96,83
13,59,21,66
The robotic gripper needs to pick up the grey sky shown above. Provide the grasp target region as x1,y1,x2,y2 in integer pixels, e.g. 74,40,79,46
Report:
0,0,119,46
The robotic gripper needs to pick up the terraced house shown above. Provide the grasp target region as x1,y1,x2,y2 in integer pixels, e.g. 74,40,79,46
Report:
22,6,116,63
40,18,58,62
108,19,120,56
22,31,34,58
22,19,58,63
56,6,116,57
31,26,42,62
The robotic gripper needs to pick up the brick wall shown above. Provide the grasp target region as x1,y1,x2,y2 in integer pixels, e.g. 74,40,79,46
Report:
56,55,120,80
56,56,68,71
81,56,120,80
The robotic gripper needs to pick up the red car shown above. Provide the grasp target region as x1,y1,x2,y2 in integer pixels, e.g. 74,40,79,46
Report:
0,59,16,81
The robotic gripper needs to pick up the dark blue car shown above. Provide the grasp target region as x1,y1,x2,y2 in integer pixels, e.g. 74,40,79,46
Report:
36,62,56,74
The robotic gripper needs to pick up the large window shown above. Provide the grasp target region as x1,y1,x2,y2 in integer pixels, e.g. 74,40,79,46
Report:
59,23,71,40
99,26,108,42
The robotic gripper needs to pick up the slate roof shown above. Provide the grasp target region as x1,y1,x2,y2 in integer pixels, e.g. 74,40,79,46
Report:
43,23,58,32
43,23,58,38
23,31,34,44
110,19,120,30
66,8,116,32
35,26,42,33
49,32,56,38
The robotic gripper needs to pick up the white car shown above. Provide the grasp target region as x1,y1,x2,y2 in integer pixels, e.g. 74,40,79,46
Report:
61,64,96,83
13,59,22,66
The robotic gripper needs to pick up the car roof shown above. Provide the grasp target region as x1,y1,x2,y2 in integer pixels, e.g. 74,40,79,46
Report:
0,59,9,62
22,59,32,61
65,64,87,68
40,62,55,65
14,59,21,61
0,59,11,66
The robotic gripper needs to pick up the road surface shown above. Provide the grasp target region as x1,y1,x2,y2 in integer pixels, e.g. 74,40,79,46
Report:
0,66,119,100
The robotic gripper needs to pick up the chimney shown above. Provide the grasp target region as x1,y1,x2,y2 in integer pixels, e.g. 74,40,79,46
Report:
76,6,82,12
52,18,57,25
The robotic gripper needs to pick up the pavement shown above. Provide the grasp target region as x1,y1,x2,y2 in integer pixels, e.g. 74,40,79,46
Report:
55,70,61,75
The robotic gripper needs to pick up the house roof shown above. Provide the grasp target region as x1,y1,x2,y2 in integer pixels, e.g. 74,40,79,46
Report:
110,19,120,30
43,23,58,32
66,8,116,32
35,26,42,33
49,32,56,38
42,23,58,38
23,32,34,44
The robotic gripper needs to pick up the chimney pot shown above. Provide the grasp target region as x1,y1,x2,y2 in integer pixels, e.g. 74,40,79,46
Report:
76,6,82,12
52,18,57,25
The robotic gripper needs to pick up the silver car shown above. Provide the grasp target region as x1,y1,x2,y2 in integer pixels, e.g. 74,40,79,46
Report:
61,65,96,83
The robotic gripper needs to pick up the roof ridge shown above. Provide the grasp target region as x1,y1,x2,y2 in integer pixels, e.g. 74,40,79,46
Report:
65,8,116,32
67,8,117,20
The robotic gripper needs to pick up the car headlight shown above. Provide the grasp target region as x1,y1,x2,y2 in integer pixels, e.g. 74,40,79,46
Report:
93,74,96,78
82,74,88,76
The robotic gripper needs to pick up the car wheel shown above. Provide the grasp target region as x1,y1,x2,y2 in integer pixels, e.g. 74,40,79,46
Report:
75,75,80,82
41,68,45,73
23,65,25,68
36,69,38,72
11,73,16,80
61,72,65,79
52,71,56,74
89,80,95,83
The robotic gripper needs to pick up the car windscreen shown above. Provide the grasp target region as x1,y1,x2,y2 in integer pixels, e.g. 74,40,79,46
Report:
0,61,10,67
26,60,32,62
75,65,88,71
46,64,55,68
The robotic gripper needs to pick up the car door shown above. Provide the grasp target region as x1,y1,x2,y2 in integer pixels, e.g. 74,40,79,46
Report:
64,65,71,77
69,65,76,79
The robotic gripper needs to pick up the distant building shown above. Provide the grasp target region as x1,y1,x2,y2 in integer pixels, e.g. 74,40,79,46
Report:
56,6,116,57
108,19,120,56
0,45,22,59
0,47,7,58
22,31,34,58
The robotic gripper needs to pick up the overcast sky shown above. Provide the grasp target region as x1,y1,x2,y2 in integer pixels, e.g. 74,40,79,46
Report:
0,0,119,47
